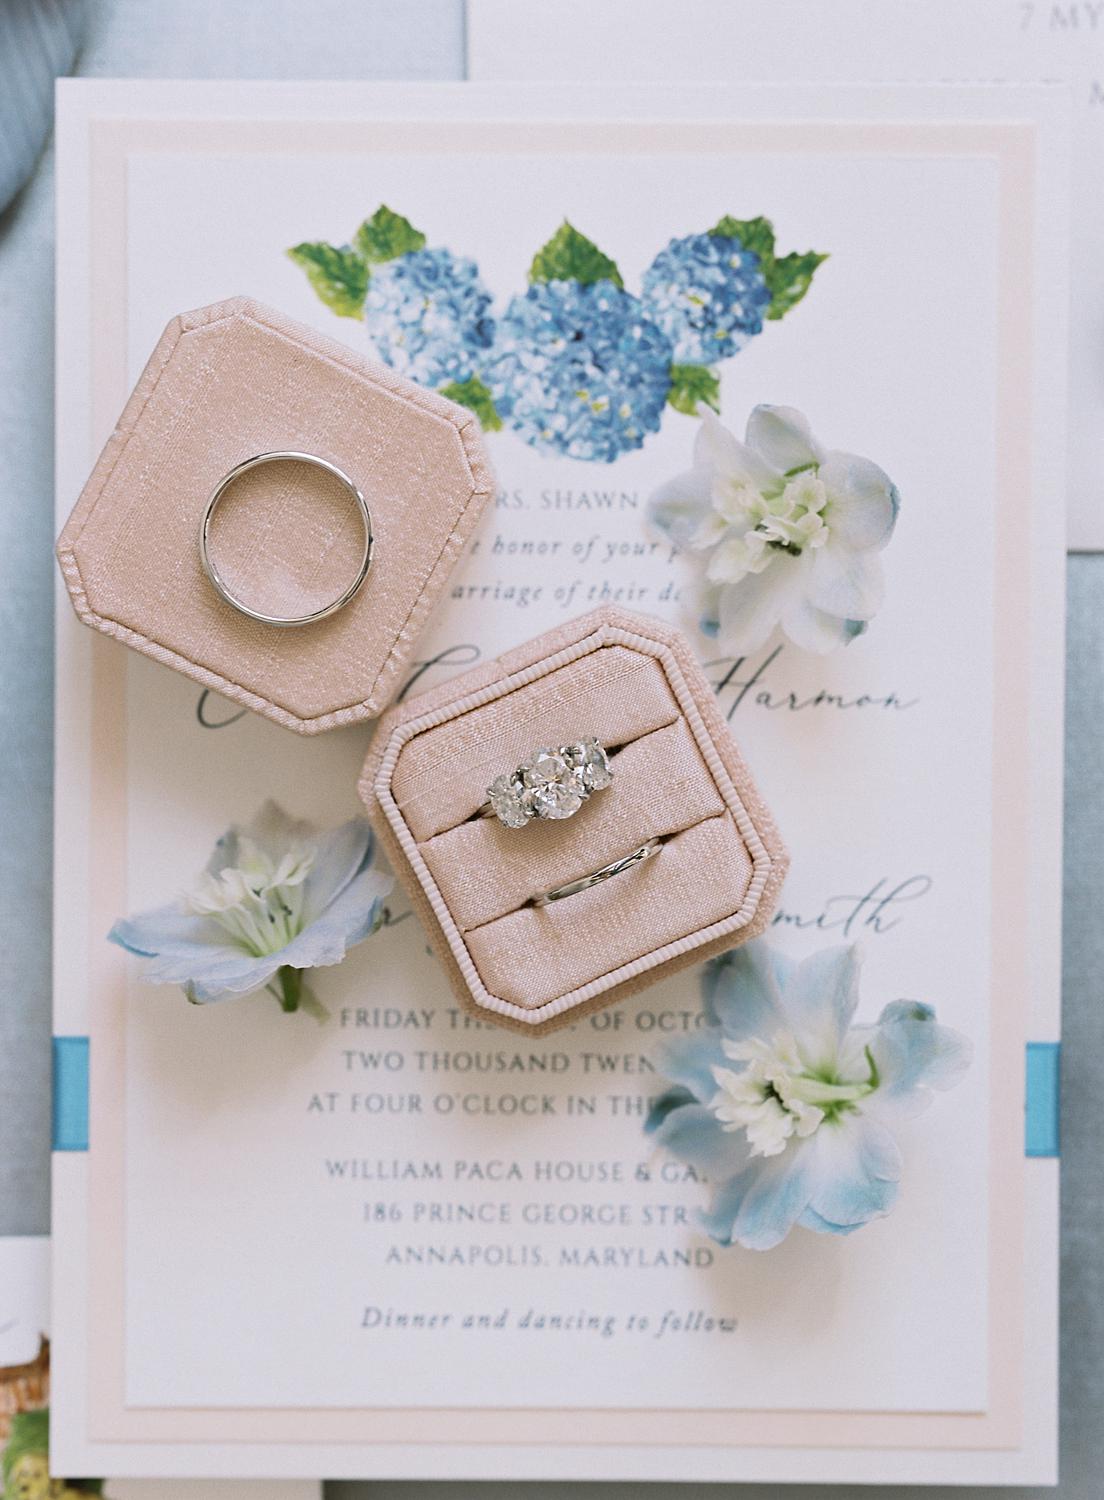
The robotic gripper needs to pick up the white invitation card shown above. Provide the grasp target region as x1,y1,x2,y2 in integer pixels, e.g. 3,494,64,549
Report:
52,81,1064,1484
0,1238,318,1500
469,0,1101,551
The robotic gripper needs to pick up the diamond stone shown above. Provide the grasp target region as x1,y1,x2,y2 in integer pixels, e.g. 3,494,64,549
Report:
576,737,612,792
486,773,530,828
522,748,569,787
526,779,584,820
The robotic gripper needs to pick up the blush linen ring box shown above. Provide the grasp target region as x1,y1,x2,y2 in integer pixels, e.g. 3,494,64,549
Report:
56,296,494,733
360,606,788,1034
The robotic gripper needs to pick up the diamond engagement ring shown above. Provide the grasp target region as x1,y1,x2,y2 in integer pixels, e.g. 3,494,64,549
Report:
485,738,613,828
532,838,663,906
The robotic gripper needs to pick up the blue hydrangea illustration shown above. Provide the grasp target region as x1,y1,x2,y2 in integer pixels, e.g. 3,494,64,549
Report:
484,279,674,463
363,247,495,388
642,231,772,365
289,209,827,459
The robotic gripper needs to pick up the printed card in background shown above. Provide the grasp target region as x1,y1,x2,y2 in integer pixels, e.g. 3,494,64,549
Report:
51,81,1064,1483
0,1239,48,1367
469,0,1101,551
0,1239,318,1500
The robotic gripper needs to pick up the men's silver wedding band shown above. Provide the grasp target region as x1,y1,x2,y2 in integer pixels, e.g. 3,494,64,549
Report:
532,838,663,907
200,451,373,627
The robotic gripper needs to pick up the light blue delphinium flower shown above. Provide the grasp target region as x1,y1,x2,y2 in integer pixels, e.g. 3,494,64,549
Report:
363,246,495,388
484,278,674,463
646,940,971,1251
109,801,392,1016
642,230,772,365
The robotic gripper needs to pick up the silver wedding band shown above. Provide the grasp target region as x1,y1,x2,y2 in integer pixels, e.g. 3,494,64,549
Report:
532,838,663,907
200,451,373,627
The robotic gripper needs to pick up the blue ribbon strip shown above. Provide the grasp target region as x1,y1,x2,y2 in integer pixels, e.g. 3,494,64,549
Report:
47,1034,1060,1159
1025,1041,1060,1158
52,1035,90,1152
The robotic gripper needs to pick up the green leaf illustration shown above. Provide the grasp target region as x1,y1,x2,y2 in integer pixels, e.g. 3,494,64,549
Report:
286,241,368,319
440,375,504,432
529,220,624,287
710,213,777,263
709,214,827,321
764,249,829,320
354,205,427,264
667,363,721,416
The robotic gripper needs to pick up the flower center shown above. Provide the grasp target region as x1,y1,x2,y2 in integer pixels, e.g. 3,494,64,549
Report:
702,468,831,586
758,470,830,553
710,1031,878,1159
182,838,315,957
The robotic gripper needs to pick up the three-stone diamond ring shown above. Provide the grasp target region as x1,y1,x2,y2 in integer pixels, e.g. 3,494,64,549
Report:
484,737,613,828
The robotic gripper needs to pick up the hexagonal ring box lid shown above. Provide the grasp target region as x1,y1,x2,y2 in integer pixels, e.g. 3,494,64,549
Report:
56,297,494,732
359,606,789,1035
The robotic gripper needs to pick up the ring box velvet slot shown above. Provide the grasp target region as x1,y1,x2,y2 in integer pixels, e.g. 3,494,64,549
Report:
360,607,789,1034
56,296,494,733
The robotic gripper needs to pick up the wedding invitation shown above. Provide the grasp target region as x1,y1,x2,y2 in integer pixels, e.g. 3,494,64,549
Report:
52,81,1065,1483
469,0,1103,552
0,1239,318,1500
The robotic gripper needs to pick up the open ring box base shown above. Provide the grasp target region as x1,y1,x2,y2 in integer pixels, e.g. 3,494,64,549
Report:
360,606,788,1034
56,296,494,733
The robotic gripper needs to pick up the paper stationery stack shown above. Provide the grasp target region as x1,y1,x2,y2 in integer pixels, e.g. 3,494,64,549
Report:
50,80,1065,1485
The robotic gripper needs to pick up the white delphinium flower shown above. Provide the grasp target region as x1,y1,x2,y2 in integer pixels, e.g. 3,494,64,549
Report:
649,405,900,654
110,802,392,1016
647,941,971,1250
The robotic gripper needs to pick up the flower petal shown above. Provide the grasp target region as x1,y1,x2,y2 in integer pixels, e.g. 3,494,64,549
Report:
688,510,731,552
646,467,714,548
696,409,780,491
807,542,885,622
864,1001,973,1118
701,941,791,1039
803,1113,901,1228
797,1205,866,1236
651,465,720,549
278,865,392,971
109,904,228,958
706,1137,820,1250
780,594,852,654
204,828,241,879
203,800,315,881
716,553,807,655
778,944,863,1071
653,1028,727,1101
651,1101,753,1180
645,1085,697,1134
820,451,900,550
140,945,283,1000
745,404,825,474
697,580,723,637
302,817,374,922
241,799,316,864
109,901,281,1000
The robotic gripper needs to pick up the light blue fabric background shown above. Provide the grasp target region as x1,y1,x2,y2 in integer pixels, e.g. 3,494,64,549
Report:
0,2,1099,1492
